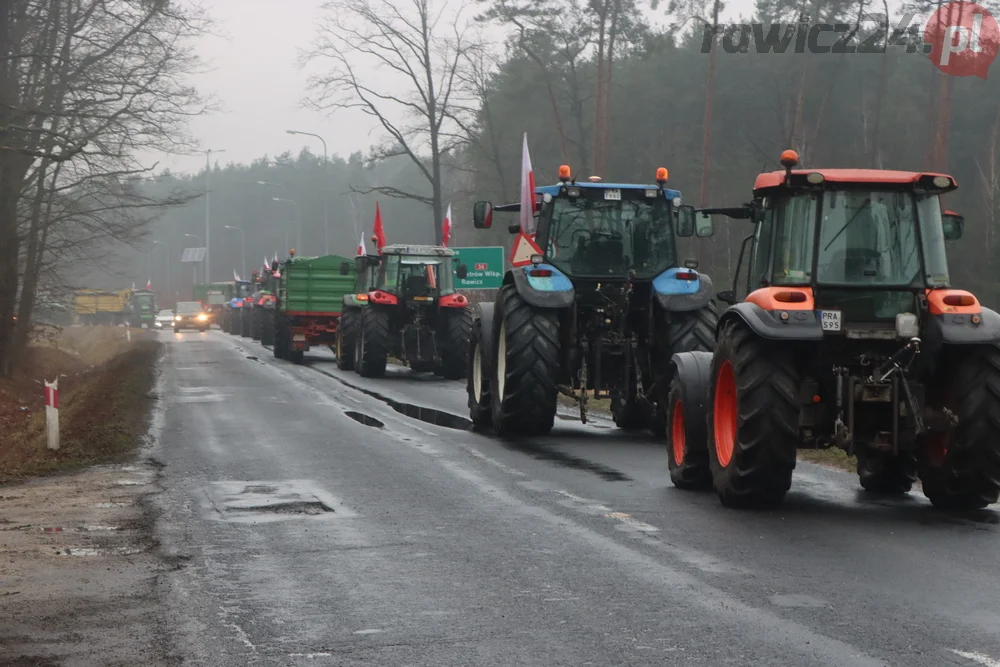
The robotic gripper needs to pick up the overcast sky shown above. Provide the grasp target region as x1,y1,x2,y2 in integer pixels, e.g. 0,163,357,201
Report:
147,0,769,177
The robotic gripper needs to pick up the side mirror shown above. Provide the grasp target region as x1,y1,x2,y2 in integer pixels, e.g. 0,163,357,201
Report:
473,201,493,229
942,210,964,240
676,204,696,237
340,261,351,275
456,263,468,279
695,212,714,237
715,290,736,305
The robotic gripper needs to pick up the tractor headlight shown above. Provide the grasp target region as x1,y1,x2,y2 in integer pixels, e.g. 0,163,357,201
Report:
174,316,182,322
896,313,918,338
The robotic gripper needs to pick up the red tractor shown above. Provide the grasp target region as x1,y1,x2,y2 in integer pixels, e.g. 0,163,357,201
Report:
667,150,1000,511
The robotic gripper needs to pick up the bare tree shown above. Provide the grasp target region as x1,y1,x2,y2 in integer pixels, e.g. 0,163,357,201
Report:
305,0,475,244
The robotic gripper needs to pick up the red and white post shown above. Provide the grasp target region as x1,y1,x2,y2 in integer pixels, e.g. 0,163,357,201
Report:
44,378,59,451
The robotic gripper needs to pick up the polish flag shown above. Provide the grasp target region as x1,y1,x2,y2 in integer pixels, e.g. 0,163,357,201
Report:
373,202,386,252
357,234,367,256
519,133,536,234
233,270,239,281
145,280,151,290
441,203,452,248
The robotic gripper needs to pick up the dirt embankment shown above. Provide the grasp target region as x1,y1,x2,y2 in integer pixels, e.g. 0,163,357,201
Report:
0,326,161,482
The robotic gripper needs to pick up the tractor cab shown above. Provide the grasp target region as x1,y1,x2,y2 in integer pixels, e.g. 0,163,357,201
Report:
231,280,253,306
372,245,468,305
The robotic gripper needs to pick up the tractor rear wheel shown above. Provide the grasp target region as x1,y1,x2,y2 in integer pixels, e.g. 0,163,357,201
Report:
358,307,389,378
667,352,714,490
273,317,287,360
919,345,1000,510
439,307,473,380
651,303,718,436
251,308,262,340
857,450,917,495
260,309,275,346
490,285,559,436
337,308,360,370
708,320,799,508
240,309,252,337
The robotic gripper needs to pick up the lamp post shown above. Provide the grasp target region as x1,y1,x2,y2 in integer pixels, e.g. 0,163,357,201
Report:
272,197,301,252
203,148,226,283
223,225,246,280
286,129,330,254
184,233,201,284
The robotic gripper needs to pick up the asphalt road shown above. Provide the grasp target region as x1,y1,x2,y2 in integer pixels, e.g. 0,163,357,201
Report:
151,330,1000,667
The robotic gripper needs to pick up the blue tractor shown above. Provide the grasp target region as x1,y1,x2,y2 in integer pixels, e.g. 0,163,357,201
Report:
466,165,717,438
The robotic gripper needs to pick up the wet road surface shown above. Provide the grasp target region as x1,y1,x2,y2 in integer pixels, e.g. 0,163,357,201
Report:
152,330,1000,666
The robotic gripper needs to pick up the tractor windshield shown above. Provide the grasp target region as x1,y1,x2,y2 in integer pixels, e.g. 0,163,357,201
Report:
766,189,949,288
543,193,676,279
235,283,253,298
379,255,455,295
134,293,154,311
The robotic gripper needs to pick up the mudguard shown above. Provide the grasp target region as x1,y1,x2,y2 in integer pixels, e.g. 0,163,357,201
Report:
653,268,714,312
924,307,1000,345
669,351,715,450
510,264,575,309
720,302,824,341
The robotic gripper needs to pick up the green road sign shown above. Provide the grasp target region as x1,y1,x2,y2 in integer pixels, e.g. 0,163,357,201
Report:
453,246,504,289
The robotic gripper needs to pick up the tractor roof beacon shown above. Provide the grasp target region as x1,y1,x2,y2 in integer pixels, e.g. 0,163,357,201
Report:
466,164,719,442
667,149,1000,511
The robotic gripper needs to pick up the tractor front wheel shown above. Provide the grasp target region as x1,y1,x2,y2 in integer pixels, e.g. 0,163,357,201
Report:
651,303,718,436
667,352,714,490
490,285,559,436
251,307,262,341
240,309,252,337
261,309,275,346
438,307,473,380
337,308,360,371
919,345,1000,511
708,320,800,508
358,307,389,378
467,321,492,429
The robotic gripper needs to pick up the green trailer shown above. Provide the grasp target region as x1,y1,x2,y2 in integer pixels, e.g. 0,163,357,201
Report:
268,253,357,364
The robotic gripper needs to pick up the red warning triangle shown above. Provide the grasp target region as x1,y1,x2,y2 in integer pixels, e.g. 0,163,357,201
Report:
509,233,543,267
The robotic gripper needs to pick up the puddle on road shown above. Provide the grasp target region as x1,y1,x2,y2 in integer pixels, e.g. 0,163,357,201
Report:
202,480,352,523
345,411,385,428
500,440,632,482
225,501,333,516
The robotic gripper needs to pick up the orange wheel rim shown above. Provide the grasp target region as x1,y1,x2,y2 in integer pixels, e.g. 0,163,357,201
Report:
672,400,686,465
714,360,737,467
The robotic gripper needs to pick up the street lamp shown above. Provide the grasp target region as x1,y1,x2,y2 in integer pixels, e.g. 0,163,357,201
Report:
184,233,201,284
272,197,301,252
286,129,330,254
203,148,226,283
223,225,246,280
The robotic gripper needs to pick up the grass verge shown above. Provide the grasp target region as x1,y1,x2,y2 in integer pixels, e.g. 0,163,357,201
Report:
0,332,161,482
798,448,856,472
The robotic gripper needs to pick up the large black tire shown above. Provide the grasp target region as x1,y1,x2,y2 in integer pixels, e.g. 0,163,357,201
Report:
612,366,649,430
358,307,389,378
467,315,493,429
708,320,800,508
261,309,275,346
919,345,1000,510
490,285,560,436
221,310,231,334
337,308,360,370
290,349,304,365
667,353,714,490
250,307,261,341
229,310,241,336
650,303,718,436
857,450,917,495
273,317,287,360
240,308,252,337
438,307,473,380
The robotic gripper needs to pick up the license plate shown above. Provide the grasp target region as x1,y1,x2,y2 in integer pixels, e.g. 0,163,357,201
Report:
293,334,306,341
820,310,841,331
604,189,621,201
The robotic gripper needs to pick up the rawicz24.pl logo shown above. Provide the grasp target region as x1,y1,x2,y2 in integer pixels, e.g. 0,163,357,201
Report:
702,1,999,78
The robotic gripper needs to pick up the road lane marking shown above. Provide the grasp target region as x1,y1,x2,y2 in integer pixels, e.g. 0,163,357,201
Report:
353,628,383,635
950,649,1000,666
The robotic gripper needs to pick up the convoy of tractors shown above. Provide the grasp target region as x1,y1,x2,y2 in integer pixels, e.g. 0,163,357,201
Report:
174,148,1000,514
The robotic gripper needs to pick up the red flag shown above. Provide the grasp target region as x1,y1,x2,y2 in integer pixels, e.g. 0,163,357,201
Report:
357,233,367,256
373,202,386,252
441,203,452,248
519,133,536,234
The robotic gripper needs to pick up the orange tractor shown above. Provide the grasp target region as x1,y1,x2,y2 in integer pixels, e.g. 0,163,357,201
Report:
667,150,1000,510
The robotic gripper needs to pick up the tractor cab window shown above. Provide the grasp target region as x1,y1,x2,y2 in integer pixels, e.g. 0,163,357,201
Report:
235,283,253,298
543,193,676,279
817,190,921,287
379,256,455,295
134,293,154,310
916,194,950,287
771,193,818,285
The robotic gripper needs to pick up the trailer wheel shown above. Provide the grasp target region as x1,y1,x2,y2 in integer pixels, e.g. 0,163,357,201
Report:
919,344,1000,510
273,317,287,360
438,307,473,380
708,320,799,508
857,450,917,495
650,303,718,436
490,285,559,436
667,352,714,490
337,308,360,370
358,307,389,378
261,309,275,346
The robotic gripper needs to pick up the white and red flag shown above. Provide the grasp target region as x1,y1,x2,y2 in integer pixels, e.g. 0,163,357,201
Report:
519,132,536,234
442,203,452,248
357,234,367,256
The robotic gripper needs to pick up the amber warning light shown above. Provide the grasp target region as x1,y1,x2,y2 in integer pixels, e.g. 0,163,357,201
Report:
656,167,668,184
558,165,571,182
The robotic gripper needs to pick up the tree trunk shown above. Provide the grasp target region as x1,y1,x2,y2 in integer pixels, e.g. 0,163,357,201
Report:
699,0,721,207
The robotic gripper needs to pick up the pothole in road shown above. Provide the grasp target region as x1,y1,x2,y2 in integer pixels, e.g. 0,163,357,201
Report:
345,411,385,428
202,480,353,523
225,501,333,516
242,485,278,494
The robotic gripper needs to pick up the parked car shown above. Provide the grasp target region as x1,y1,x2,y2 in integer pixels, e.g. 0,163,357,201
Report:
173,302,209,332
154,309,174,330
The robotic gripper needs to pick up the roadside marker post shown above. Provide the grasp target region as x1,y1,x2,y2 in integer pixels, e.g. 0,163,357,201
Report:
45,379,59,451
